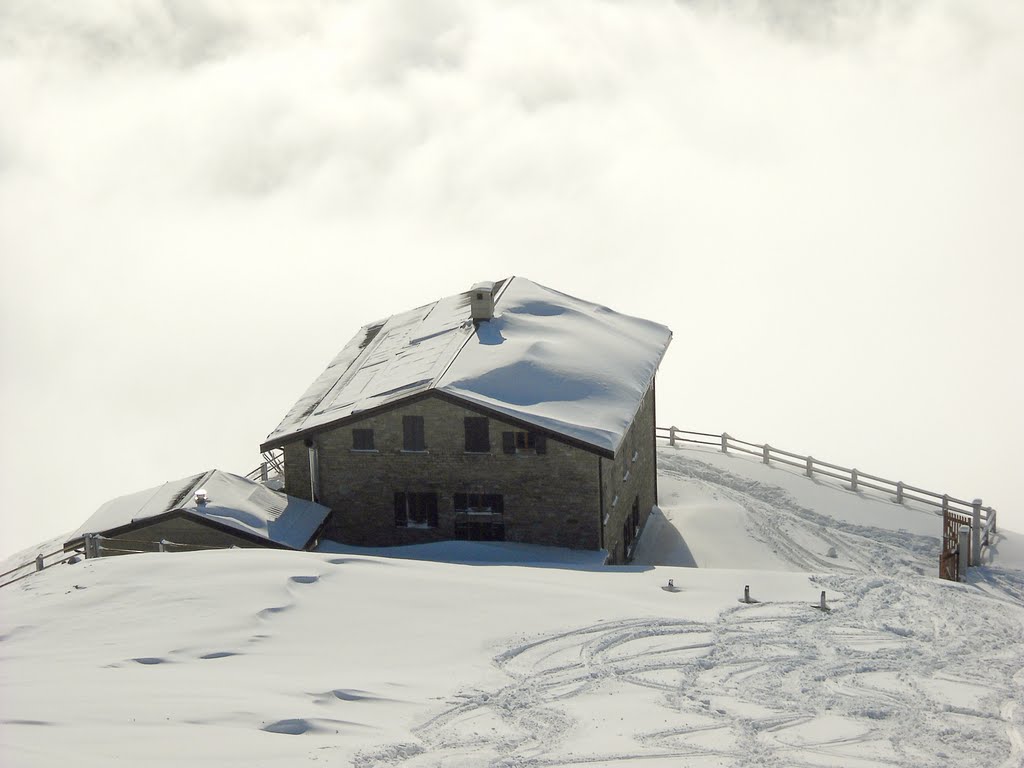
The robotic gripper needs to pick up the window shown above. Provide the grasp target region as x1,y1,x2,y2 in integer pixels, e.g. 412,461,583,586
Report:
352,428,374,451
464,417,490,453
394,492,438,528
502,431,547,455
454,493,504,541
403,415,426,451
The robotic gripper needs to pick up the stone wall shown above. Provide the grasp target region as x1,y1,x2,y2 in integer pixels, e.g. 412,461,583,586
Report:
600,382,658,564
282,394,603,549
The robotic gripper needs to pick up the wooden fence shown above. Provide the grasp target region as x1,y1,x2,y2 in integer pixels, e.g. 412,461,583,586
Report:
0,545,81,589
657,427,998,575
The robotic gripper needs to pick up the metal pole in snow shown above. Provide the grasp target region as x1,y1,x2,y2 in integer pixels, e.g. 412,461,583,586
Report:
958,525,970,582
971,500,982,566
819,591,828,611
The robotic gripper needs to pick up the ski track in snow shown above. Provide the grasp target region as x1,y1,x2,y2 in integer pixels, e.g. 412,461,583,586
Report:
355,456,1024,768
656,452,941,578
356,577,1024,767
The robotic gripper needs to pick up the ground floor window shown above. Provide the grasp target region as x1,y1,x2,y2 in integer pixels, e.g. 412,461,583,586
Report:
454,493,505,541
394,492,438,528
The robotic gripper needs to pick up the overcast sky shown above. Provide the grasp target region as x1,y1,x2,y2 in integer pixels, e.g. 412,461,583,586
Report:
1,0,1022,560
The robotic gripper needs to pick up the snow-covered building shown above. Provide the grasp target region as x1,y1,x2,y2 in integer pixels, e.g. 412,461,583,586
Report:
260,277,672,563
64,470,331,555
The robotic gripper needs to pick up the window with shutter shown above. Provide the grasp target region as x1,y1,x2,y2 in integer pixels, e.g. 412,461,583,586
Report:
352,429,375,451
403,415,426,451
464,417,490,453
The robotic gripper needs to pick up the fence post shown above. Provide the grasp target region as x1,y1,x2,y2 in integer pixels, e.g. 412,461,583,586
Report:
991,508,997,535
35,554,44,572
159,540,167,553
850,468,859,491
806,456,813,478
896,481,904,504
84,533,95,559
762,444,770,465
942,494,950,515
721,433,729,454
260,462,269,482
669,426,678,447
958,525,970,581
971,500,982,566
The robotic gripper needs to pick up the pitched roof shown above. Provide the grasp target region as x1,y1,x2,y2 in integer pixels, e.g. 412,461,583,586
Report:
65,470,330,550
261,277,672,456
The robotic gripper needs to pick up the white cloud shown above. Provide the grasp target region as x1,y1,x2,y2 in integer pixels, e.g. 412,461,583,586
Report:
1,0,1022,557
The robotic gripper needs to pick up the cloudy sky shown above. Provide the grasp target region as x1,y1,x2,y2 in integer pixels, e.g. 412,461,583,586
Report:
1,0,1021,559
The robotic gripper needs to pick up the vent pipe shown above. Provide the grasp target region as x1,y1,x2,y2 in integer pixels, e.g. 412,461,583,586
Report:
470,281,495,325
304,438,320,503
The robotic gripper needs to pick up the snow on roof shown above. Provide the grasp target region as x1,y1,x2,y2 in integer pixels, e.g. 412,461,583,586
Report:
66,470,330,550
262,277,672,455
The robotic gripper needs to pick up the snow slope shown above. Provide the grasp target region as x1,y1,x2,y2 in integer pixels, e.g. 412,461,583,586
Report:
1,446,1022,768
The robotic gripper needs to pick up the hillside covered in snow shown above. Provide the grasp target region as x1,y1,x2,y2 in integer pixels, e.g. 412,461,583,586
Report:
2,445,1022,767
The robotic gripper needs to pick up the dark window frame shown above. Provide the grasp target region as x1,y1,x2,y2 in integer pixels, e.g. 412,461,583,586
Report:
394,491,439,528
502,431,547,455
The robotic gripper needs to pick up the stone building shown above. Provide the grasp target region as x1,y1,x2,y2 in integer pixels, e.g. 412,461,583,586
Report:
260,277,672,563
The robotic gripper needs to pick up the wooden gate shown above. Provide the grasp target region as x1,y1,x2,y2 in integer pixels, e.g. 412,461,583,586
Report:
940,509,971,581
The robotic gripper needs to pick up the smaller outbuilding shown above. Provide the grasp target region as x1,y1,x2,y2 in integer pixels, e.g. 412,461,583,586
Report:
64,470,330,556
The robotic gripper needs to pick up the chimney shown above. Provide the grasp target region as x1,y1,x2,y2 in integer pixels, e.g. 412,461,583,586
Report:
470,281,495,325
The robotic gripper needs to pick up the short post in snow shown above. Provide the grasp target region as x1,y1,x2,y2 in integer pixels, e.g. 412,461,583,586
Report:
958,525,970,582
669,426,678,447
806,456,814,478
991,508,998,535
83,533,95,559
850,468,859,491
260,462,269,482
158,540,167,553
895,481,904,504
762,444,770,465
971,500,982,566
819,591,829,611
35,554,44,572
721,432,729,454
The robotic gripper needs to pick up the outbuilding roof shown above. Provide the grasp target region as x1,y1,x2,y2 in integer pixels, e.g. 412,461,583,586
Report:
65,470,330,551
261,277,672,457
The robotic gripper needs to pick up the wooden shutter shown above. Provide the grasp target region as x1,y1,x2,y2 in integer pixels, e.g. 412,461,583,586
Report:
534,434,547,454
403,416,425,450
464,417,489,452
502,432,516,454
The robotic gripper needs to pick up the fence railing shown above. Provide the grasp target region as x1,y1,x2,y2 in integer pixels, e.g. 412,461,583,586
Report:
0,545,82,589
245,450,284,483
657,427,999,574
